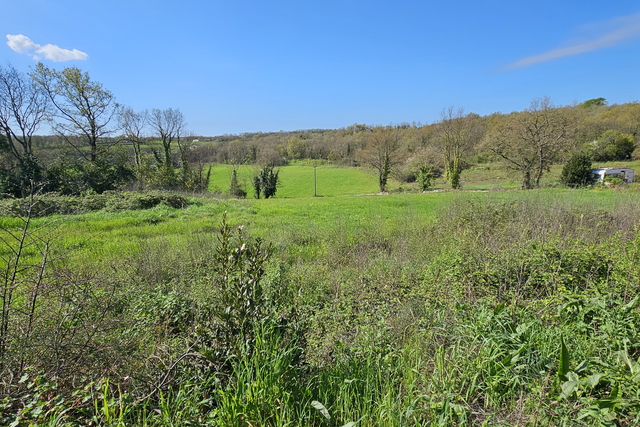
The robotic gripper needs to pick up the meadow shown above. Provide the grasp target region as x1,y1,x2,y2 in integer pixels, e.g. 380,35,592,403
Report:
2,162,640,426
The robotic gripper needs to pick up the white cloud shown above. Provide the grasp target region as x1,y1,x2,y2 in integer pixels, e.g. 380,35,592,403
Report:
507,12,640,70
6,34,40,52
6,34,88,62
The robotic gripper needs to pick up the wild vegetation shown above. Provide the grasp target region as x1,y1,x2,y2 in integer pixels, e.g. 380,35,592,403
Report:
1,61,640,425
0,186,638,426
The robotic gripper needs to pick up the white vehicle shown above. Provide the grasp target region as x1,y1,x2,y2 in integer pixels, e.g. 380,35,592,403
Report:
589,167,635,184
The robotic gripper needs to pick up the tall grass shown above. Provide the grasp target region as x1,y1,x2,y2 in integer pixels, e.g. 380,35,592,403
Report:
3,189,640,425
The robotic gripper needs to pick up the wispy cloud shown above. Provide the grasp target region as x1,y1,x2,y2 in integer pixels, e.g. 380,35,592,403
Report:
6,34,88,62
507,12,640,70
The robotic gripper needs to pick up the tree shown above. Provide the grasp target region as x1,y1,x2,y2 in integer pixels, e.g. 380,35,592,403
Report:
588,130,635,161
580,97,607,109
149,108,186,167
358,126,402,192
560,153,592,187
117,106,148,169
252,166,279,199
434,107,481,189
30,63,118,163
229,166,246,198
0,64,49,160
0,64,49,195
483,97,575,189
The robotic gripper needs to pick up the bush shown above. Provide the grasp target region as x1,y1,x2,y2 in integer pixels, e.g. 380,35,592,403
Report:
252,166,279,199
560,153,593,187
416,164,435,191
46,150,135,195
0,192,189,217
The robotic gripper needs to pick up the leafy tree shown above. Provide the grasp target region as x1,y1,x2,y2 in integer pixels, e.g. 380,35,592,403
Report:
560,153,592,187
588,130,635,161
286,136,307,160
46,148,134,195
580,97,607,109
252,175,261,199
31,63,118,163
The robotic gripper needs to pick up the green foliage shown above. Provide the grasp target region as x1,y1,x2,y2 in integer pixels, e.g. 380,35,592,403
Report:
229,167,246,198
3,189,640,425
252,165,279,199
0,191,188,217
46,149,135,195
560,152,593,187
209,212,273,353
580,97,608,109
588,130,636,161
0,153,44,198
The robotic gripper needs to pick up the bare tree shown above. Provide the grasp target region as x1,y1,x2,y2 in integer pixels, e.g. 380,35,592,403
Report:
30,63,118,163
483,97,575,189
118,106,148,168
434,107,481,189
0,63,49,160
358,126,403,192
149,108,186,166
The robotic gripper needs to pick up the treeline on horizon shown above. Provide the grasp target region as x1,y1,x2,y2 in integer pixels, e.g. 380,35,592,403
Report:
1,60,639,197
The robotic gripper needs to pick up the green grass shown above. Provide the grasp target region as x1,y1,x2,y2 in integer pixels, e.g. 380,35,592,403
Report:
208,158,640,196
208,163,392,197
4,162,640,426
3,186,633,271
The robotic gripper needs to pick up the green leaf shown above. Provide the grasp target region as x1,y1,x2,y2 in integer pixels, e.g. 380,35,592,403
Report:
560,372,580,399
622,296,638,312
311,400,331,421
584,373,604,389
559,335,570,381
617,349,635,373
574,360,588,373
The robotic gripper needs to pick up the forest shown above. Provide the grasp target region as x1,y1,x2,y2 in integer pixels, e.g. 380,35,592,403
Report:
1,63,640,426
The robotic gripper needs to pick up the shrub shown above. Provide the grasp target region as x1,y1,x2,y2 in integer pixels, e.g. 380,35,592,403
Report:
252,166,279,199
416,164,435,191
0,192,189,217
560,153,592,187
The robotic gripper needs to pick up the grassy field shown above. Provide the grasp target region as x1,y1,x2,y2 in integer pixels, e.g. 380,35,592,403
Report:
209,163,383,197
3,161,640,426
209,159,640,197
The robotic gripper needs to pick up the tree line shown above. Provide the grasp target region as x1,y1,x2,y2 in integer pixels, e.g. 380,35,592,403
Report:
0,63,209,198
203,97,638,191
2,61,638,198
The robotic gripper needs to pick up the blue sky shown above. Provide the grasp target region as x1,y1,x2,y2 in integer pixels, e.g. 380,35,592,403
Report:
2,1,640,136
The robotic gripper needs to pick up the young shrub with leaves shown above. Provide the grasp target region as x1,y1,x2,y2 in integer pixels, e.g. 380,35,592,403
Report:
209,212,273,355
